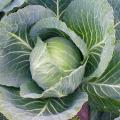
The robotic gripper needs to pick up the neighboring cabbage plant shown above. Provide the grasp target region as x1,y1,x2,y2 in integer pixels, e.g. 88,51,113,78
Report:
0,0,26,12
0,0,120,120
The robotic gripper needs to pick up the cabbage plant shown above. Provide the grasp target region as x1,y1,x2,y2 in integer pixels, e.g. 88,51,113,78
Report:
0,0,120,120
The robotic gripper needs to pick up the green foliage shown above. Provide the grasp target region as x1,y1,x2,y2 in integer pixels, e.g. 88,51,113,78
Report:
0,0,120,120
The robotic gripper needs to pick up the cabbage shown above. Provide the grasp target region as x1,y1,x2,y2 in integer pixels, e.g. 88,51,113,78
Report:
0,0,120,120
30,37,82,90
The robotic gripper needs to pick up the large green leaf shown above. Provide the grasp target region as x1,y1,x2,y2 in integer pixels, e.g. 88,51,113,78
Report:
0,5,55,87
27,0,73,18
82,41,120,113
0,0,26,12
0,86,88,120
63,0,115,78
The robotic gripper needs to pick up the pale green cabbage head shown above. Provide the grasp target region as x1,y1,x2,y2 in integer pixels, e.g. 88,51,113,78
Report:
30,37,82,90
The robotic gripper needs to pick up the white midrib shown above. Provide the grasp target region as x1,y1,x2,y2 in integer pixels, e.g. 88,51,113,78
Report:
36,102,49,117
89,40,104,52
88,82,120,88
56,0,60,18
8,32,32,50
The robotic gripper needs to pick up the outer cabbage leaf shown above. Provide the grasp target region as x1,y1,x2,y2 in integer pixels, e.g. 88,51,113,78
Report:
63,0,115,78
0,5,55,87
82,0,120,118
82,41,120,113
0,86,88,120
27,0,73,18
0,0,26,12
